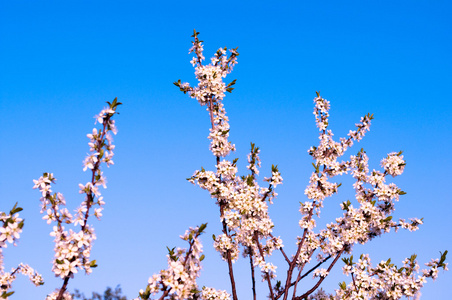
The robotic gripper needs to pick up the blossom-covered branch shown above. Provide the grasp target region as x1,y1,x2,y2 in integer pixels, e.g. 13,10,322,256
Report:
173,32,447,300
33,98,121,300
137,224,211,300
176,31,285,300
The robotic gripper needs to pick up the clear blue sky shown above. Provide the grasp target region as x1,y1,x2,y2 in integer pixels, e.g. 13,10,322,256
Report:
1,1,451,299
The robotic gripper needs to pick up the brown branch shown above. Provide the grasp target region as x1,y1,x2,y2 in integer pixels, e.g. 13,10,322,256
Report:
281,208,315,300
193,34,204,66
291,266,303,300
248,247,257,300
56,277,70,300
9,265,21,277
226,248,238,300
269,233,290,265
297,255,332,284
275,250,320,300
221,216,238,300
351,272,358,292
183,235,197,268
254,232,275,300
50,194,64,233
157,289,170,300
294,249,344,300
290,251,317,299
219,202,238,300
208,96,215,132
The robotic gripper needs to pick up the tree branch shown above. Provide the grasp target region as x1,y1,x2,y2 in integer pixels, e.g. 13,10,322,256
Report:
254,232,275,300
248,247,257,300
294,249,344,300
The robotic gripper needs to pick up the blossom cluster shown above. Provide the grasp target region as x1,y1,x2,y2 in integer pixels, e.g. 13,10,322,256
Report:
201,287,231,300
336,251,448,299
137,224,208,300
43,290,72,300
33,98,121,300
0,203,43,299
188,137,284,280
381,152,406,177
174,30,238,158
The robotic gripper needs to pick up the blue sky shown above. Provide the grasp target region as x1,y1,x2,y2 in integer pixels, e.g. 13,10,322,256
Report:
1,0,451,299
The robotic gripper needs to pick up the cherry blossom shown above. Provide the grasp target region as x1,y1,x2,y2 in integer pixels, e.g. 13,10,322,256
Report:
137,224,207,300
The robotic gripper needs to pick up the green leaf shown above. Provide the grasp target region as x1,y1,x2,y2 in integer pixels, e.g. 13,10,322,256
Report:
227,79,237,88
439,250,448,266
191,29,199,38
90,260,98,268
341,200,352,211
1,291,15,298
167,246,175,256
199,223,207,233
10,202,23,215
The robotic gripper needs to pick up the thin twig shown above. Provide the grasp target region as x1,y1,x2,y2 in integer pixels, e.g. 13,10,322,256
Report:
254,232,275,300
248,247,257,300
294,249,344,300
351,272,358,292
281,207,315,300
269,233,290,265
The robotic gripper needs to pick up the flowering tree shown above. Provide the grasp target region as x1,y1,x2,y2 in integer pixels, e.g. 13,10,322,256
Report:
33,99,121,300
137,31,448,300
8,31,445,299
